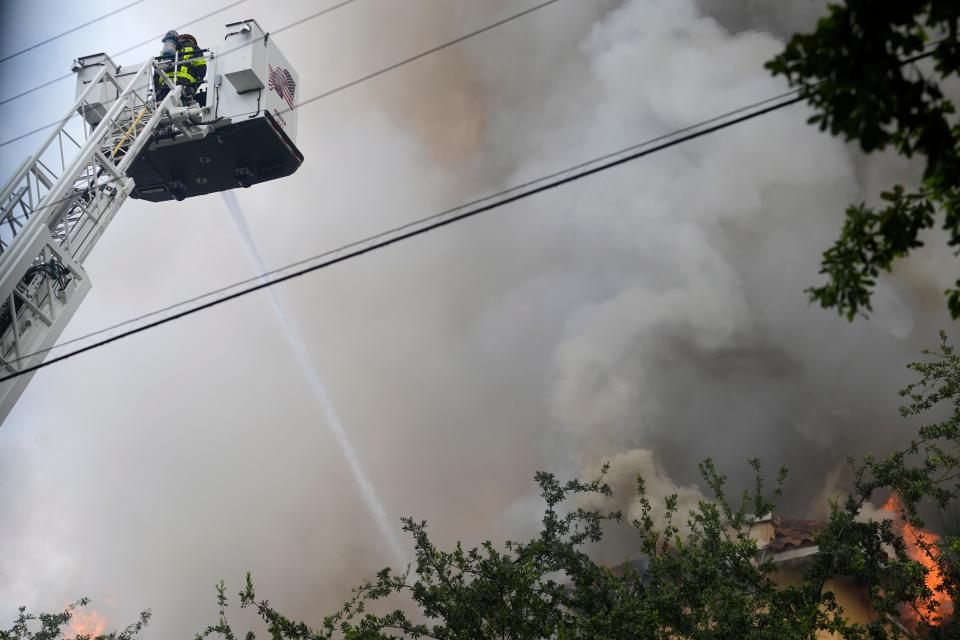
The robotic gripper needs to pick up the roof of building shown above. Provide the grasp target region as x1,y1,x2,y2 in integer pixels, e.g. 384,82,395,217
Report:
771,516,825,551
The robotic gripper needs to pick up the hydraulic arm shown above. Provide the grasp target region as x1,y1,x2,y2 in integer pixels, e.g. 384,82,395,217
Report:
0,19,303,425
0,58,196,422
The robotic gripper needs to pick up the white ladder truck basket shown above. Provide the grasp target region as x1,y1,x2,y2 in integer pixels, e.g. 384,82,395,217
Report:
0,19,303,424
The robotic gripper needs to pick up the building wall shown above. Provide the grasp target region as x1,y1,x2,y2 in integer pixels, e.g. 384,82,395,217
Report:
773,556,902,638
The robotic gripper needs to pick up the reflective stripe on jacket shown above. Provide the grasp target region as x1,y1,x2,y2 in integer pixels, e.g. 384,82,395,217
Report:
154,49,206,89
173,46,205,83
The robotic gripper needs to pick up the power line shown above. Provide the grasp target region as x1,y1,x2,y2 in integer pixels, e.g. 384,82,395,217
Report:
0,0,361,149
288,0,563,110
262,0,361,38
0,0,561,230
45,0,566,174
0,0,249,108
1,11,941,267
19,0,359,148
0,0,150,65
0,0,550,149
0,0,577,366
1,8,948,152
7,33,943,362
0,91,805,383
5,88,804,367
0,1,375,239
1,16,941,372
0,0,587,353
0,0,361,145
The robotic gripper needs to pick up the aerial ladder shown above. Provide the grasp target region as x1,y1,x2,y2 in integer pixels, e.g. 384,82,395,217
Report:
0,19,303,424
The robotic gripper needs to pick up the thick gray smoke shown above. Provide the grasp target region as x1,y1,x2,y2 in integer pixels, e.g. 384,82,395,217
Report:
538,0,955,528
0,0,956,635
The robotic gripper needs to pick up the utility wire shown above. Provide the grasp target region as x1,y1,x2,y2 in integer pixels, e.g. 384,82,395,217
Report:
0,0,560,241
0,0,359,145
5,36,943,363
0,0,584,349
0,0,359,148
289,0,563,110
0,0,575,366
0,120,69,148
35,0,565,176
0,0,150,65
0,0,249,108
0,0,361,149
0,92,805,383
4,88,805,367
0,0,550,148
0,21,942,371
261,0,361,38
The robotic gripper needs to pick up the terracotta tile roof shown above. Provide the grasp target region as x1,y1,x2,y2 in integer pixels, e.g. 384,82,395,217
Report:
772,517,825,551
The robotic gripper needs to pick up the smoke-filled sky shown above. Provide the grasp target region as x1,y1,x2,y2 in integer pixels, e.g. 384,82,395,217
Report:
0,0,957,636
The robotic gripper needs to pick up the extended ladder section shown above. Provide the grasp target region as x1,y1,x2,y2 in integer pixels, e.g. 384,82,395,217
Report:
0,20,304,425
0,57,198,422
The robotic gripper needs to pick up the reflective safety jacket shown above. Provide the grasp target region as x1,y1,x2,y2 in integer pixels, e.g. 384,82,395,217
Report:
175,46,206,84
156,46,206,87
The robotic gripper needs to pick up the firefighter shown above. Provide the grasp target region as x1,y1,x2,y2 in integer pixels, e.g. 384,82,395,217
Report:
154,31,207,103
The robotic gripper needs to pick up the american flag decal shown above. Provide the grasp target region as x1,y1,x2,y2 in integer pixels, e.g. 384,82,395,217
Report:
268,64,296,109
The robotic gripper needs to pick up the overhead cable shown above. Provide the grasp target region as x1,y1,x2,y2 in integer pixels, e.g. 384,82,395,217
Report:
291,0,563,109
0,0,553,148
0,0,249,108
0,0,564,252
6,38,944,359
0,0,150,65
0,91,805,383
1,18,942,374
5,88,804,367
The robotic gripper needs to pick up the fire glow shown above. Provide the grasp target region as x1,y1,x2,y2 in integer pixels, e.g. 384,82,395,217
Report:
881,494,953,626
68,609,107,637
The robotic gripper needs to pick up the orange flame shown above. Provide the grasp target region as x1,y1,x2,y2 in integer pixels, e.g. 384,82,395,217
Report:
881,494,953,627
68,609,107,638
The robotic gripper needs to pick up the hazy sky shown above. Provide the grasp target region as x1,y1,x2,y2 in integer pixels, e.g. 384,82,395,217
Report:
0,0,956,636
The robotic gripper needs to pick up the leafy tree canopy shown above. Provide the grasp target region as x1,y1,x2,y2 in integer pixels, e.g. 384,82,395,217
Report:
201,335,960,639
765,1,960,319
4,339,959,638
0,601,149,640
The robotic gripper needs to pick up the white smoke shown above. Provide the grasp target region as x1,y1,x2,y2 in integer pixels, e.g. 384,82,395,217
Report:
536,0,952,489
582,448,707,533
0,0,956,636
